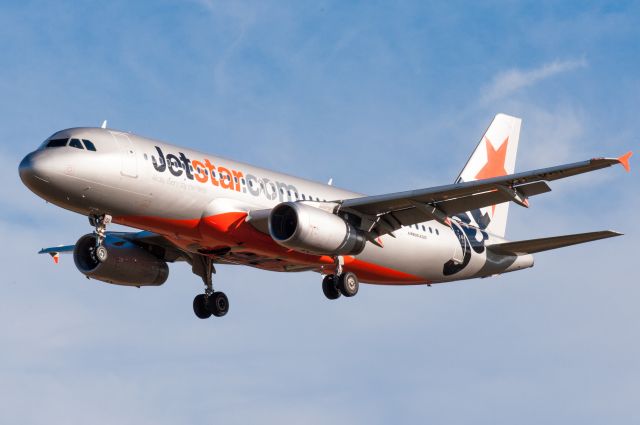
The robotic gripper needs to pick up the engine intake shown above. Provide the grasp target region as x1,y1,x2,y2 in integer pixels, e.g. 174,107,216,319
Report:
74,234,169,286
269,202,366,256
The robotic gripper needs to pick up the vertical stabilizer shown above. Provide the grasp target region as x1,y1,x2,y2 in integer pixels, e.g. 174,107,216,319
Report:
455,113,521,238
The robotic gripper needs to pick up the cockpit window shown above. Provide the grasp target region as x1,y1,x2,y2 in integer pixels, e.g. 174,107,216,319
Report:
46,138,68,148
69,138,84,149
82,139,96,151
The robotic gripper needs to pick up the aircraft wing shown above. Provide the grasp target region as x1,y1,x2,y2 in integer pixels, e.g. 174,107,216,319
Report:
38,231,188,264
336,153,632,236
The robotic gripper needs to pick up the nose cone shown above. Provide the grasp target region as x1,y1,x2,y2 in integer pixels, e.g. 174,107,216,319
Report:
19,151,49,192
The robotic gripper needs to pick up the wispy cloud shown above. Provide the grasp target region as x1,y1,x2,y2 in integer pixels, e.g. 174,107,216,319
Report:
482,58,587,102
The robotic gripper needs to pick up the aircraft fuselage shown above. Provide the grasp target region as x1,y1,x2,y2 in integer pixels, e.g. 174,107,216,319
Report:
19,127,533,285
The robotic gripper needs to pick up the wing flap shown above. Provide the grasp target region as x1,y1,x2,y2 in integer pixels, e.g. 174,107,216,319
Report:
352,181,554,230
487,230,622,255
515,181,552,197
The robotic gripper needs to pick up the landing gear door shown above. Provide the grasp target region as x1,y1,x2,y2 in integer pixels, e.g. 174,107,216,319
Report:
111,132,138,178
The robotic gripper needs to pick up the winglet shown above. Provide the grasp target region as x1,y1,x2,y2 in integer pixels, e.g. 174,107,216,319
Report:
101,120,108,129
618,151,632,172
49,252,60,264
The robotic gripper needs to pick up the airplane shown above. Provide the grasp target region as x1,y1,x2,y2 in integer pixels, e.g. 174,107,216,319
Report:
18,114,632,319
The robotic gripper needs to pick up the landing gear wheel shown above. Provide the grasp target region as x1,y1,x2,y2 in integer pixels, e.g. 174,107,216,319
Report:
206,292,229,317
338,272,359,297
193,294,212,319
95,245,108,263
322,275,341,300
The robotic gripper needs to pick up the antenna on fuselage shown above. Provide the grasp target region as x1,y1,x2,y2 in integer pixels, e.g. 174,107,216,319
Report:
327,178,333,186
101,120,108,129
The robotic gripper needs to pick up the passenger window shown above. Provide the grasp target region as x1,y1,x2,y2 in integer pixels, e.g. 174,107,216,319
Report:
46,138,68,148
69,138,84,149
82,139,97,151
435,229,440,235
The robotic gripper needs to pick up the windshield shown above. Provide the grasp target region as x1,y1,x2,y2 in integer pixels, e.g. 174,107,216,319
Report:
46,138,68,148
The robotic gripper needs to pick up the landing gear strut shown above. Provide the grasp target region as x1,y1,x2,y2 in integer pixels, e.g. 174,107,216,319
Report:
192,255,229,319
322,256,360,300
89,214,111,263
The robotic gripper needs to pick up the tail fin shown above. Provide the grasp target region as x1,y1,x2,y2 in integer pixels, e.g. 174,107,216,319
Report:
455,113,522,238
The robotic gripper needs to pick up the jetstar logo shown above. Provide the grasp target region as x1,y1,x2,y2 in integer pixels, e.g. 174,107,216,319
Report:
476,136,509,216
150,146,300,202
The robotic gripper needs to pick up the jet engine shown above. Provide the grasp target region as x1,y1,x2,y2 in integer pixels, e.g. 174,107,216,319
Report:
73,234,169,286
269,202,366,255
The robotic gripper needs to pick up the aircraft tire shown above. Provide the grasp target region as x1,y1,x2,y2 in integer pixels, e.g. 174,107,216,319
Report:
95,245,108,263
322,275,341,300
338,272,359,297
193,294,212,319
206,292,229,317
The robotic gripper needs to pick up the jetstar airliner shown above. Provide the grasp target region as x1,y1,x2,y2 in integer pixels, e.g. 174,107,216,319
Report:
19,114,632,319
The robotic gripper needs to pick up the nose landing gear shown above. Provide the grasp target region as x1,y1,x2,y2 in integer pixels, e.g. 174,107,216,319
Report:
89,214,111,263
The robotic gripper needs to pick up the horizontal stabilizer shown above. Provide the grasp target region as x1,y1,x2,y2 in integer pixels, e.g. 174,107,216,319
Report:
487,230,622,255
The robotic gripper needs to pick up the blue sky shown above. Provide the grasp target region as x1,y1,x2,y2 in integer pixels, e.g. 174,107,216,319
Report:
1,1,638,423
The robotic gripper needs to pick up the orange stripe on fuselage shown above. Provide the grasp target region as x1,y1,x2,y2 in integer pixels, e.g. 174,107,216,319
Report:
115,212,427,285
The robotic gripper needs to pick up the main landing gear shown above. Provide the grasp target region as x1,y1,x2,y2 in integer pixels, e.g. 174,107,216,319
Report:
322,256,359,300
322,272,359,299
89,214,111,263
191,255,229,319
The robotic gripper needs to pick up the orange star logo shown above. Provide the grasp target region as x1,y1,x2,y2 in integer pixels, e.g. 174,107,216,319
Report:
475,136,509,215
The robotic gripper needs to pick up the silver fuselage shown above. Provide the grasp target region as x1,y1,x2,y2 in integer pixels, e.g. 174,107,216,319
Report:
19,127,533,284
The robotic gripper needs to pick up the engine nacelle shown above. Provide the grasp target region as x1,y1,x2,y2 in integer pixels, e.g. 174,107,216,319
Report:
269,202,366,256
73,234,169,286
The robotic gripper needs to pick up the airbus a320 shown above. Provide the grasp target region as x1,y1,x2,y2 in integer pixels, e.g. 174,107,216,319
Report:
19,114,632,319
